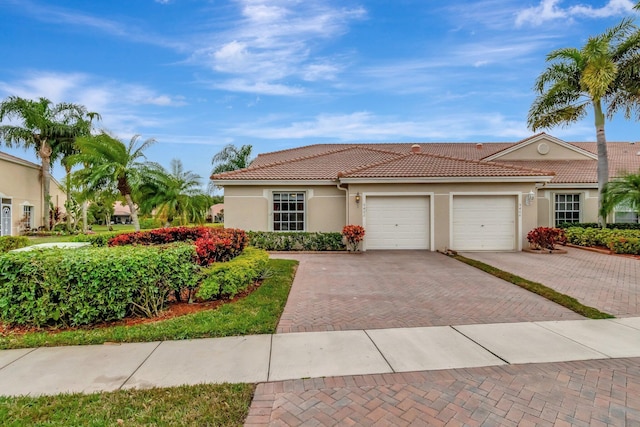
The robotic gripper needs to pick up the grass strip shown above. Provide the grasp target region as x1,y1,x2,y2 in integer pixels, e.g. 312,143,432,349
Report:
0,383,254,427
0,259,298,349
451,254,614,319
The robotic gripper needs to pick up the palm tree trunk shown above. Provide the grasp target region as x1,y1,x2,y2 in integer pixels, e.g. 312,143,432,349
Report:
81,200,88,233
65,166,72,232
594,100,609,227
124,193,141,231
39,140,52,231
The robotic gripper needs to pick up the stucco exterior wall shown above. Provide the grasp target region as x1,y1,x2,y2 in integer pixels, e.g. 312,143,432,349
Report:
223,185,345,232
0,155,66,235
497,139,593,161
538,188,598,226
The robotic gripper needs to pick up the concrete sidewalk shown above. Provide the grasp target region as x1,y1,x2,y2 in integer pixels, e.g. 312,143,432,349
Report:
1,317,640,397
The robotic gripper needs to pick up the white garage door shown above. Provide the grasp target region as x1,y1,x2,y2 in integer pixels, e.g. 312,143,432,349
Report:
365,196,429,250
452,195,516,251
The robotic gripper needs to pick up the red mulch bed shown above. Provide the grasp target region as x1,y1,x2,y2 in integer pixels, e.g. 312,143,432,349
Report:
0,281,263,337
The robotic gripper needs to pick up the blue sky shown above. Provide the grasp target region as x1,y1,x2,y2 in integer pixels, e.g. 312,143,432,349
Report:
1,0,639,188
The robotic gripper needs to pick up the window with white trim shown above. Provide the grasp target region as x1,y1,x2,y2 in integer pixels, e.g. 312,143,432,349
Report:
555,193,581,226
614,202,639,223
273,192,305,231
22,205,34,230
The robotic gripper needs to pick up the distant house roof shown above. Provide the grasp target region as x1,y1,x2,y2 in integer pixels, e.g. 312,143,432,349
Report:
113,201,131,216
211,134,640,185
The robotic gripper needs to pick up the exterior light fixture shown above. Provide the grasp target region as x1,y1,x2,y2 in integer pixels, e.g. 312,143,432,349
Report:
355,192,361,204
525,190,535,206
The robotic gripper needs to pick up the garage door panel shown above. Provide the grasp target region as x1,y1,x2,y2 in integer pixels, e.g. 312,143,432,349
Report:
452,195,516,251
366,196,429,250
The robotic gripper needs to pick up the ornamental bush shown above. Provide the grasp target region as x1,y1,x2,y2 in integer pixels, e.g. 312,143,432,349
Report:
0,236,29,253
342,225,366,252
564,227,640,254
108,226,247,266
608,237,640,254
247,231,345,251
197,247,269,300
0,243,199,327
526,227,565,250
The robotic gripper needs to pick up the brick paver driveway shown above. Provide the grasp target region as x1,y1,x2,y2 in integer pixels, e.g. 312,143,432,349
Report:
272,251,581,333
465,247,640,317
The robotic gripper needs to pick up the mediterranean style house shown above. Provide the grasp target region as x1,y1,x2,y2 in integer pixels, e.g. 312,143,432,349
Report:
0,151,66,236
212,133,640,252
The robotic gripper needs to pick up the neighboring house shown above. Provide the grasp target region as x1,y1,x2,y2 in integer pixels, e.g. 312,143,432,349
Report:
0,151,67,236
112,201,132,224
210,203,224,223
211,133,640,252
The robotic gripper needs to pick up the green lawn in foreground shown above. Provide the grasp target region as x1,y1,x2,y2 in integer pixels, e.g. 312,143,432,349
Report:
0,383,254,427
0,259,298,349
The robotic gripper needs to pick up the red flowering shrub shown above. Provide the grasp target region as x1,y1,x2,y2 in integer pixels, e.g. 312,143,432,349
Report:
342,225,366,252
527,227,566,250
108,226,248,266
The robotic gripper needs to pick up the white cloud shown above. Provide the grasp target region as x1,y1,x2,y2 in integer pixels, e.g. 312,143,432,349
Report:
226,111,538,141
516,0,636,27
191,0,366,94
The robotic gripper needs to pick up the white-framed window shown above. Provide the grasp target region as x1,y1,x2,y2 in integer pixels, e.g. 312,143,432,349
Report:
22,205,34,230
614,202,639,223
555,193,581,226
273,192,305,231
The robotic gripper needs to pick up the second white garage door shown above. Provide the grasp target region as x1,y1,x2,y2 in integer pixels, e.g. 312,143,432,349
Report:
452,195,516,251
365,196,430,250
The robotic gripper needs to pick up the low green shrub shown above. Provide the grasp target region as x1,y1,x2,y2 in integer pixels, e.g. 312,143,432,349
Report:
0,243,199,327
564,227,640,254
0,236,29,253
558,222,640,230
607,237,640,254
247,231,345,251
197,248,269,300
72,232,120,247
140,217,163,229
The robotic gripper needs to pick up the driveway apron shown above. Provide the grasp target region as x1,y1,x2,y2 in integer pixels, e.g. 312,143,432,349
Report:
271,251,581,333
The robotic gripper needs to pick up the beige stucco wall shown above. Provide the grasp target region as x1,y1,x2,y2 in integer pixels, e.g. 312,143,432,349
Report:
497,138,593,161
537,188,599,226
223,185,345,232
0,156,66,235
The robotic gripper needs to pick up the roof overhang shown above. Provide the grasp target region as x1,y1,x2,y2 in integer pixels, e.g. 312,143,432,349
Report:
338,176,555,184
212,179,338,186
541,183,597,189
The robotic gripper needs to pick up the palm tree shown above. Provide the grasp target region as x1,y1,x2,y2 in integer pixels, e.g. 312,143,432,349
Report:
139,159,209,226
0,96,89,230
527,19,640,224
209,144,253,193
70,132,157,231
600,173,640,222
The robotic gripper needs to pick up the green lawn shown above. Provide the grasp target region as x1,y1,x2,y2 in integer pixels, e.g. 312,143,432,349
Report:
0,258,298,349
0,383,254,427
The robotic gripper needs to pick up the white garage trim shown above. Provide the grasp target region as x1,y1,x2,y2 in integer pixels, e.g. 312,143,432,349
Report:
362,192,434,251
449,192,522,252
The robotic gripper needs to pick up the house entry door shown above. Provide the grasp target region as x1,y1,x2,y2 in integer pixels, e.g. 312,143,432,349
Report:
1,202,11,236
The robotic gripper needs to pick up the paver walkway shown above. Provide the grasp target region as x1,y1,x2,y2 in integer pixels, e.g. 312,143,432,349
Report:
247,358,640,426
465,247,640,317
271,251,582,333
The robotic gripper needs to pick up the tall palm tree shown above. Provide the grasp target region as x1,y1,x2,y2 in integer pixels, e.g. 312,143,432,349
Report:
528,19,640,224
0,96,89,230
139,159,209,226
209,144,253,193
70,132,156,231
600,173,640,222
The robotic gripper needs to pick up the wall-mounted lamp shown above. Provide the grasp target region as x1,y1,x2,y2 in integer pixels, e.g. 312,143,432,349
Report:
355,192,361,204
525,190,535,206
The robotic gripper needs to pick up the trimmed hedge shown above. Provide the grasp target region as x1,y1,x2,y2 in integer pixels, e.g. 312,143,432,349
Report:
197,247,269,300
247,231,345,251
558,222,640,230
0,236,29,253
564,227,640,254
0,244,199,327
72,232,120,247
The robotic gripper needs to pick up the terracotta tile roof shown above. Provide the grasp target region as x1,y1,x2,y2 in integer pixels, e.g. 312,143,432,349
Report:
340,153,554,178
213,138,640,184
213,146,402,180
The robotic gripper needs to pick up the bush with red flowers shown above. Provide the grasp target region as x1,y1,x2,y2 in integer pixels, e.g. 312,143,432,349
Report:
108,226,247,266
342,225,366,252
527,227,566,251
